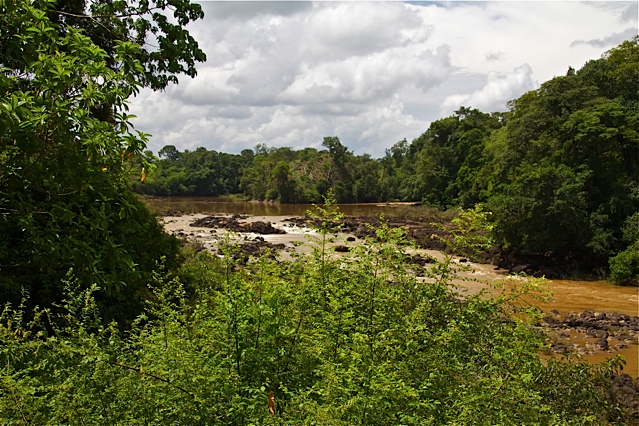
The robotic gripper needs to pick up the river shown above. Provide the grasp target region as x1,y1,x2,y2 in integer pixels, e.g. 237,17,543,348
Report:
143,195,402,217
144,196,639,376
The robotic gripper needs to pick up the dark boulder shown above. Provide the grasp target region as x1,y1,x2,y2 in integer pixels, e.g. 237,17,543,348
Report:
532,266,561,279
551,343,568,354
509,264,530,274
609,374,639,420
191,215,285,235
247,221,286,235
594,337,609,351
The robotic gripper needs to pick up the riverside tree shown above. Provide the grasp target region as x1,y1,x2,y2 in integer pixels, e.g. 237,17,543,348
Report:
0,0,204,322
483,37,639,275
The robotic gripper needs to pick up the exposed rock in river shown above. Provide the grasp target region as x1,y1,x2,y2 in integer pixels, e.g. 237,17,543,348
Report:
191,215,286,235
218,237,286,264
283,216,452,252
609,374,639,420
543,311,638,361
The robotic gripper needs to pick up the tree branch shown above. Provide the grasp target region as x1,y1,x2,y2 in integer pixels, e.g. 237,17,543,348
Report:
109,361,195,398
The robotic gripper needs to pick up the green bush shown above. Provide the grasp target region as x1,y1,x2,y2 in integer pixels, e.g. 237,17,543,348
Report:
609,240,639,285
0,0,182,324
0,214,629,424
609,213,639,286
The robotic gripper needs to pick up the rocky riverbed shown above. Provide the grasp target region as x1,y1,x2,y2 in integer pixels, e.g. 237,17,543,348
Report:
538,310,639,419
542,310,639,355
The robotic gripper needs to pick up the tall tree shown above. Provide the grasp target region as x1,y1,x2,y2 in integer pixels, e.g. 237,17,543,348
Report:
0,0,204,321
484,37,638,268
322,136,355,202
409,107,502,208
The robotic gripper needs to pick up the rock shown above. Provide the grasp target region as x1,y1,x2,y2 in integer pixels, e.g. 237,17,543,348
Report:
551,343,568,354
346,236,356,242
609,374,639,420
334,245,350,253
247,221,286,235
544,310,562,323
532,267,559,279
593,312,606,321
191,215,286,235
509,264,530,274
564,312,581,327
594,338,609,351
579,311,594,320
410,254,435,267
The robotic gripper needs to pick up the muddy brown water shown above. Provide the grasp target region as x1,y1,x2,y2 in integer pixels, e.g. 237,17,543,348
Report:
145,196,639,376
143,195,398,217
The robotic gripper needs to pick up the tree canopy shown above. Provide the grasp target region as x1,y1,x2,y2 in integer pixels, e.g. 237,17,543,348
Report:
38,0,206,91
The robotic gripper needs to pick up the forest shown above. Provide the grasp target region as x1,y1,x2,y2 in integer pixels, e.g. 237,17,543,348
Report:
0,0,637,423
135,38,639,286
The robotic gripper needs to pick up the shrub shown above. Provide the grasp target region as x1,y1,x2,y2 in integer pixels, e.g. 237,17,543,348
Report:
0,209,629,424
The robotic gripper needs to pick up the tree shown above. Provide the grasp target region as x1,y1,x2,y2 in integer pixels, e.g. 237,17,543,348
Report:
36,0,206,91
322,136,355,202
483,38,638,272
410,108,502,208
609,212,639,285
0,0,195,322
158,144,182,161
269,161,296,202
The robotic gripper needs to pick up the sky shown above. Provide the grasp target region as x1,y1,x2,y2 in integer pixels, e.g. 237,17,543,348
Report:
129,1,638,158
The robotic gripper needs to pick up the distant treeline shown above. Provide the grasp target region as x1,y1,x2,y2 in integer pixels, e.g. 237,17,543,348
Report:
134,38,638,284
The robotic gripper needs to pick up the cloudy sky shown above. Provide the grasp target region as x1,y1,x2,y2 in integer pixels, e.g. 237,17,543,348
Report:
129,1,638,158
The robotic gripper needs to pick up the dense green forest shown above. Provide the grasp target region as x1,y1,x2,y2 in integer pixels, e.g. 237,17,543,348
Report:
135,38,639,285
1,0,637,423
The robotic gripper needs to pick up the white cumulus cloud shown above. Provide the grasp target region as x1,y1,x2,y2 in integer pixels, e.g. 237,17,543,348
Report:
440,64,536,116
128,1,636,158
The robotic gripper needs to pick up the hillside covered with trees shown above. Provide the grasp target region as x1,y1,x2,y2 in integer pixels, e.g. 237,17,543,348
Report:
1,0,637,423
135,38,638,285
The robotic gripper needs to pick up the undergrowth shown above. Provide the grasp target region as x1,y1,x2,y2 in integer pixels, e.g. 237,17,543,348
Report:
0,200,630,425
